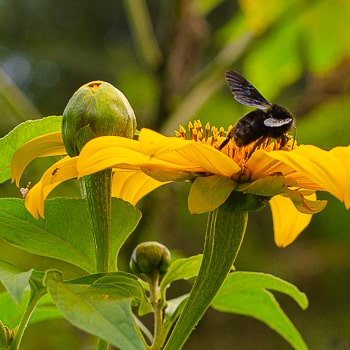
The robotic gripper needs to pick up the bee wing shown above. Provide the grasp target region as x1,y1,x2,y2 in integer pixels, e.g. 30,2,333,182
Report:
225,71,271,110
264,117,293,127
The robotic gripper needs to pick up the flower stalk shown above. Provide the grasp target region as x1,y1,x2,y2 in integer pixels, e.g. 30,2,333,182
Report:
164,191,250,350
83,170,112,273
149,271,163,350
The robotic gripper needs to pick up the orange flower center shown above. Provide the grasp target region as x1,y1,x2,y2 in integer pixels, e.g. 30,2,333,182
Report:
175,120,295,169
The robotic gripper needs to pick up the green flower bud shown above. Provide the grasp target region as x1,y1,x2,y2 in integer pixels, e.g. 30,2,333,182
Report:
62,81,136,156
130,241,171,277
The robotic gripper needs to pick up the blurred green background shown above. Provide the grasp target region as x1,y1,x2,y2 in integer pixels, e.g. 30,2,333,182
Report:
1,0,350,349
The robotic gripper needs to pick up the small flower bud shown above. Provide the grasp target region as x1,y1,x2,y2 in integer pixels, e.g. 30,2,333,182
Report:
130,241,171,277
62,81,136,156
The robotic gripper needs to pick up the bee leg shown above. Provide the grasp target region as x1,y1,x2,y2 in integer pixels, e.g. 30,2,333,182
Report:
291,126,296,149
246,136,266,159
219,129,235,150
239,137,266,175
219,137,230,150
280,127,296,149
280,134,289,148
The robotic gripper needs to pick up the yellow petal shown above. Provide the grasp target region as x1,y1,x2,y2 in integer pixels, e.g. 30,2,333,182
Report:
11,132,66,186
329,145,350,209
25,156,78,218
80,132,198,168
260,145,349,204
80,135,140,152
138,129,232,170
111,169,167,205
78,143,205,178
270,194,314,248
138,128,191,158
78,129,240,180
176,143,241,177
248,150,321,189
248,150,294,179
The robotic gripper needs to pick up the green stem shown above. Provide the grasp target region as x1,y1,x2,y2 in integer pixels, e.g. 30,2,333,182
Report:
164,197,248,350
84,169,112,273
9,290,46,350
149,273,162,350
84,169,112,350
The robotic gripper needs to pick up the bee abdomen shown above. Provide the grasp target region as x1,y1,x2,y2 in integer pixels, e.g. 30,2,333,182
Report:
231,110,265,146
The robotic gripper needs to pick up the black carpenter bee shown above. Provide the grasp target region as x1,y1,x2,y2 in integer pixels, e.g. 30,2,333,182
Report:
220,70,295,150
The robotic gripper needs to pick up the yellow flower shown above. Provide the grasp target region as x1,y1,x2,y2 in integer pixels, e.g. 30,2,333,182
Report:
11,132,166,219
12,120,350,247
77,120,350,247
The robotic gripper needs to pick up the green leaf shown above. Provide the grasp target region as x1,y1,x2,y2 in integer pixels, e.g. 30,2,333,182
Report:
110,199,142,270
45,270,146,350
94,273,144,299
188,175,236,214
160,255,202,292
0,116,62,183
215,272,308,308
68,271,152,315
236,174,287,197
95,273,152,316
0,260,32,304
0,198,96,272
0,197,141,273
212,272,308,350
0,291,27,328
0,291,63,328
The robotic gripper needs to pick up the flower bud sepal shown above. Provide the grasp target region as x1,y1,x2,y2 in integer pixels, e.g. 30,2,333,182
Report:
130,241,171,283
62,80,136,157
